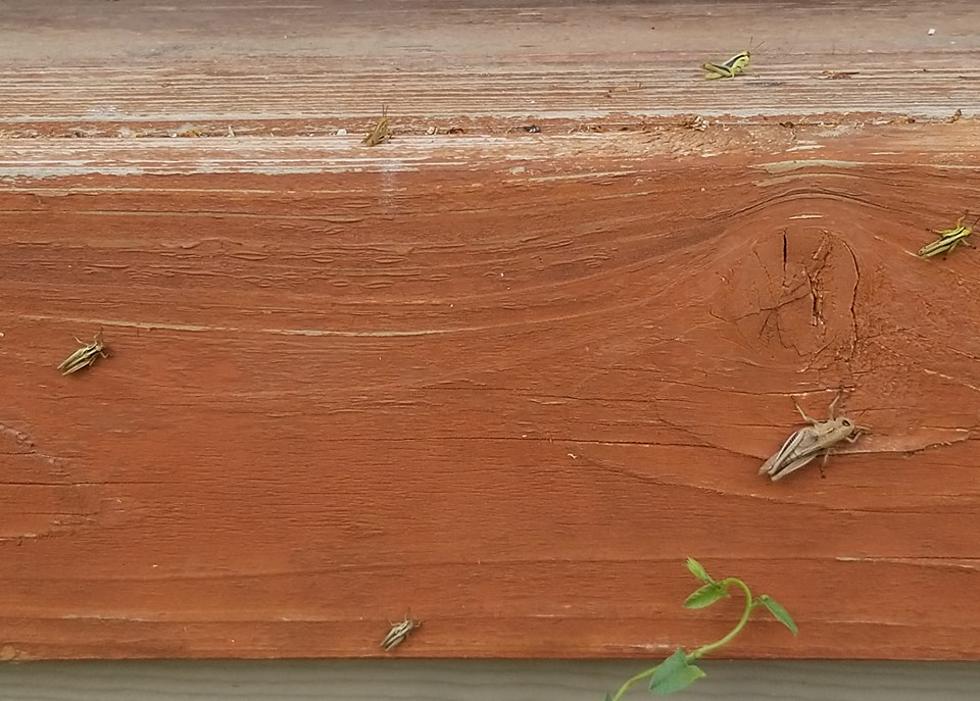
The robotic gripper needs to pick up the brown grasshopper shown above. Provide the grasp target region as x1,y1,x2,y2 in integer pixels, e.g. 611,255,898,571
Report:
362,105,391,147
380,615,420,652
759,393,868,481
57,330,108,375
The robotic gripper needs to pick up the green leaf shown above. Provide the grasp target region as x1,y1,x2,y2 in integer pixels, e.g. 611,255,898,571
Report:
651,664,706,695
649,649,706,695
683,582,727,609
685,557,713,583
603,694,613,701
758,594,798,635
649,649,687,689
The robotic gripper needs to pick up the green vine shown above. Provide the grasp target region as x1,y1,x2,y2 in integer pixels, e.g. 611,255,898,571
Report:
605,558,798,699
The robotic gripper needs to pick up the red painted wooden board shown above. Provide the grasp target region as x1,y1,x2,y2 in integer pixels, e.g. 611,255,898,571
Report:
1,0,979,660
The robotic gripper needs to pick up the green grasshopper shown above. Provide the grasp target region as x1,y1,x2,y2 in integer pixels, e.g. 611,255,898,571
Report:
759,393,868,481
702,50,752,79
917,214,976,258
702,39,764,80
57,330,108,375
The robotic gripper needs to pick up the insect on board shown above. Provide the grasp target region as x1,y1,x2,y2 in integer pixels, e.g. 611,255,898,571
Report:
701,40,763,80
759,392,868,481
57,330,109,375
917,214,977,258
362,105,391,147
381,616,420,652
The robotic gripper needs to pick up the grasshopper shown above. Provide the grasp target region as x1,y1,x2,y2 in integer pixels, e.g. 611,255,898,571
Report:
362,105,391,147
759,393,868,481
702,51,751,79
57,330,108,375
917,214,976,258
702,39,764,80
381,616,420,652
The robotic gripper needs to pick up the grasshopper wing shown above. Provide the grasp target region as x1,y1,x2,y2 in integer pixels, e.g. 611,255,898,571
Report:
759,427,813,477
769,450,822,481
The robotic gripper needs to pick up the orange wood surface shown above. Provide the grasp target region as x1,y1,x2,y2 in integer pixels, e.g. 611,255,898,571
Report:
1,0,979,660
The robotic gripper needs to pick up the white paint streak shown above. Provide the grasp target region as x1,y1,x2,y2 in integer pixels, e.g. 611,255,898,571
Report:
757,159,867,173
836,556,980,570
757,159,980,174
20,314,462,338
525,170,638,182
922,368,980,393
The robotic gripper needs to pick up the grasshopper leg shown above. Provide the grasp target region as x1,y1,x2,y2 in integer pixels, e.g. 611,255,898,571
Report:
827,391,844,419
817,449,833,478
793,401,819,426
816,450,831,478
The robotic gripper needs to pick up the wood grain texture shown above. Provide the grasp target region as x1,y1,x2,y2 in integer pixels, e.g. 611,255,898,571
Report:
1,0,980,662
0,0,977,133
1,661,980,701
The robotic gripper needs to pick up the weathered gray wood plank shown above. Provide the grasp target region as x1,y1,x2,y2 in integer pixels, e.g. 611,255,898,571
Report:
2,661,980,700
1,0,976,129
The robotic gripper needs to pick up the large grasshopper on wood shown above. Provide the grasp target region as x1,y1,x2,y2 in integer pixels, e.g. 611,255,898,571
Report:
760,393,868,481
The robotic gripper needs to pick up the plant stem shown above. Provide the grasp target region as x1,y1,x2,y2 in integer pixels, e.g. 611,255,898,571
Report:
608,667,662,701
687,577,754,660
607,577,755,701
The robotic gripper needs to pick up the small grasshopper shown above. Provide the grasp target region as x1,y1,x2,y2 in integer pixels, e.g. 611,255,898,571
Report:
917,214,976,258
57,330,108,375
759,393,867,481
380,616,420,652
702,39,763,80
362,105,391,147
